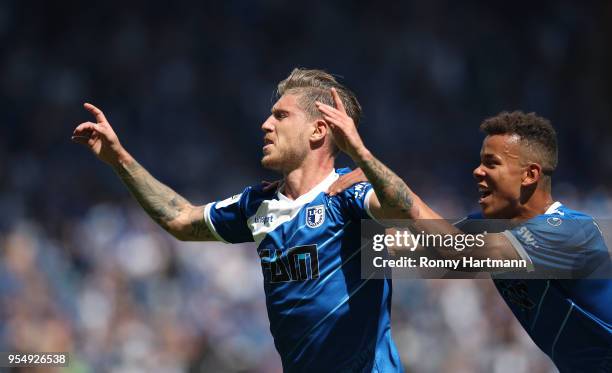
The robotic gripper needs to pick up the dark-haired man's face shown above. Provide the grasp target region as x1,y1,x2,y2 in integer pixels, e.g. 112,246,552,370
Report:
473,134,525,218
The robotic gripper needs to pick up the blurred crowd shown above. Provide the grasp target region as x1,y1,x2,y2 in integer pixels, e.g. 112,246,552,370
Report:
1,1,612,372
0,208,562,373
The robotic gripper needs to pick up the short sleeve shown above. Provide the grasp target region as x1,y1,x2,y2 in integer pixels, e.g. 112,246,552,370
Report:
504,216,609,275
340,181,376,221
204,188,254,244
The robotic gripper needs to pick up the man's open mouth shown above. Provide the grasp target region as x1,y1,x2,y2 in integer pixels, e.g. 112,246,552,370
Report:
263,138,274,152
478,185,492,203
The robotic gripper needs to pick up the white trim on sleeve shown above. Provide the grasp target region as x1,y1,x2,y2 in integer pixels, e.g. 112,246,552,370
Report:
203,203,230,244
364,188,377,220
364,188,397,227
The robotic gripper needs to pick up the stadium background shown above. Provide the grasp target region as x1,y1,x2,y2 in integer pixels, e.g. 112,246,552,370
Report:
1,1,611,372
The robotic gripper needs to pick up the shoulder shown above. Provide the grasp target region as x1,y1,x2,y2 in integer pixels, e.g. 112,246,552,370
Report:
326,167,370,202
525,203,596,235
341,181,372,198
240,183,280,217
325,168,375,220
212,183,279,218
332,181,373,215
517,202,604,249
242,183,279,202
336,166,371,195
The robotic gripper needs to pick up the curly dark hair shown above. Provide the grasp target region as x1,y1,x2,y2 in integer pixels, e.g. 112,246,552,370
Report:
480,111,558,175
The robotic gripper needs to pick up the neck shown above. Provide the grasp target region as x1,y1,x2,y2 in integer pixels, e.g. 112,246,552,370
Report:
282,155,334,200
511,188,555,223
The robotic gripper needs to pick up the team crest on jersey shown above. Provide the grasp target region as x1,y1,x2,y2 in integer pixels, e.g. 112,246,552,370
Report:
547,217,562,227
306,205,325,228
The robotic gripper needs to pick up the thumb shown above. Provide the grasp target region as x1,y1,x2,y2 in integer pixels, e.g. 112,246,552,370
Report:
89,122,113,139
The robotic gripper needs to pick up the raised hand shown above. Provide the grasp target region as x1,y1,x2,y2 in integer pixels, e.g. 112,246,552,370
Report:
316,88,368,162
71,103,128,165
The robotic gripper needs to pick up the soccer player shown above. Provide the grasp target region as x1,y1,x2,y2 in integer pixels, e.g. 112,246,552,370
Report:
72,69,416,372
326,111,612,372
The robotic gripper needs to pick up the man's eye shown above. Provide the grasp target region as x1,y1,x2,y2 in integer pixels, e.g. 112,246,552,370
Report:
276,112,287,119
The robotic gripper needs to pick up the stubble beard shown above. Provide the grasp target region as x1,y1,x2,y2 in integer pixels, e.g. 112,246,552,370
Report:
261,148,304,175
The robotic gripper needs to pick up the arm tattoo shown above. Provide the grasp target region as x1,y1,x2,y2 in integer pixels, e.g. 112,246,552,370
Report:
114,158,214,240
187,206,216,241
356,155,415,218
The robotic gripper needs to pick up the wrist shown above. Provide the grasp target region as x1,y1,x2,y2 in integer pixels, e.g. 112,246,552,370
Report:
351,147,373,165
111,149,134,170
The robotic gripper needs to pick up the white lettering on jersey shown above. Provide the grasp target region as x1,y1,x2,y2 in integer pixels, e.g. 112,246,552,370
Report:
517,226,538,248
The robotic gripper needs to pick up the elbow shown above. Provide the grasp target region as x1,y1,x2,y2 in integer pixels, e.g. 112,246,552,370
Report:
168,229,189,241
384,199,421,220
164,215,192,241
161,224,188,241
173,234,190,242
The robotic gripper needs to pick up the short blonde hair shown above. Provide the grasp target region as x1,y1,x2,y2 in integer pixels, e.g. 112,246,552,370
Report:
277,68,362,127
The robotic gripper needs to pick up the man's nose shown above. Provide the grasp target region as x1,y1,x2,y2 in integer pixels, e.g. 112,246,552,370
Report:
473,165,486,180
261,116,274,132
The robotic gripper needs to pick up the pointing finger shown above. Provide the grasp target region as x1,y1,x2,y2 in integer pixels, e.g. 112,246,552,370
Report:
330,88,346,114
84,103,108,124
317,104,344,124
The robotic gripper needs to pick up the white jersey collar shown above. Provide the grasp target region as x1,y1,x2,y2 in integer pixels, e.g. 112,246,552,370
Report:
545,201,563,214
277,169,338,204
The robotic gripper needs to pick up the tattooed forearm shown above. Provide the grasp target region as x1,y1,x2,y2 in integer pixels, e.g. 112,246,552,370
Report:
187,206,216,241
114,158,188,229
356,154,416,218
113,158,214,240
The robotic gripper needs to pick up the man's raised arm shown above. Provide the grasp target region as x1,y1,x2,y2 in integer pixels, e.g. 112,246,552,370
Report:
71,103,216,241
316,89,440,221
316,92,521,267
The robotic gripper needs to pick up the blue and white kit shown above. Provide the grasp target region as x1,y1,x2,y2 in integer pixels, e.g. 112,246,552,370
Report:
459,202,612,372
204,168,403,373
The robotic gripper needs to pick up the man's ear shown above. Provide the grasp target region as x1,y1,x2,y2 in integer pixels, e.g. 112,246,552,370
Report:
522,163,542,187
310,119,328,143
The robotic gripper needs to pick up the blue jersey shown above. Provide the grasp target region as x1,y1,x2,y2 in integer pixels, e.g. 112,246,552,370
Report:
203,169,403,373
460,202,612,372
